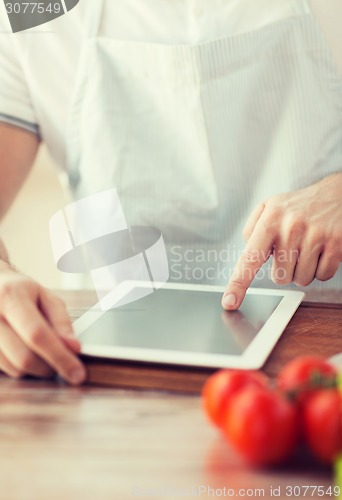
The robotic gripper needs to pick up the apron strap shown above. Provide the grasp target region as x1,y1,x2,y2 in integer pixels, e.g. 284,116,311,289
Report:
84,0,105,38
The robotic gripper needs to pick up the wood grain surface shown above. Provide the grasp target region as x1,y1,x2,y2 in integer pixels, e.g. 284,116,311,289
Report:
0,289,340,500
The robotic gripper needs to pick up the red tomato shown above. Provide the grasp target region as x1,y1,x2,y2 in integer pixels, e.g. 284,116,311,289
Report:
302,389,342,465
222,387,298,466
202,370,268,427
277,356,337,399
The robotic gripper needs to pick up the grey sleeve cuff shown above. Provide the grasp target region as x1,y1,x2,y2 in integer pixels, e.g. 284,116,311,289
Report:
0,113,40,136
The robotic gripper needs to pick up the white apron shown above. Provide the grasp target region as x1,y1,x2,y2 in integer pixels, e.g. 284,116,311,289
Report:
66,0,342,290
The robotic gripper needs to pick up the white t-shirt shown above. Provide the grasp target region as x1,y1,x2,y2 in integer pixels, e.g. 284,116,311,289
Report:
0,0,342,170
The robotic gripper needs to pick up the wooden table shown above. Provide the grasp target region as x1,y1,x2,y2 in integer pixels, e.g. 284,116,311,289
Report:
0,290,341,500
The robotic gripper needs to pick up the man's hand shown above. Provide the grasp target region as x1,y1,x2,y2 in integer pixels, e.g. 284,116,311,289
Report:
222,173,342,310
0,124,85,383
0,263,86,384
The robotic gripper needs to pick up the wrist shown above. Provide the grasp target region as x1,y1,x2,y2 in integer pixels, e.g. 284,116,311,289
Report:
314,171,342,195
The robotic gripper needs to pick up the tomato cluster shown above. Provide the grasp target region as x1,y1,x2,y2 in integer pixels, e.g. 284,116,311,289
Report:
202,356,342,467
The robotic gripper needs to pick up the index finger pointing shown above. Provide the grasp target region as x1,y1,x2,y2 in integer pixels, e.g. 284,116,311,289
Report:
242,202,266,242
222,222,274,310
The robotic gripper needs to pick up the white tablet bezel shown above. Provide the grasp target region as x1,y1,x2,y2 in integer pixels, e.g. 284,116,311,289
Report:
74,282,305,370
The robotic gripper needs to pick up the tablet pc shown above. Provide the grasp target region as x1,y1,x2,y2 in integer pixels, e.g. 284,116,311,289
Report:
74,282,305,370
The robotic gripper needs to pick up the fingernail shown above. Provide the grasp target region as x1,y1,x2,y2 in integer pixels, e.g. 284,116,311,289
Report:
223,293,236,308
69,366,86,385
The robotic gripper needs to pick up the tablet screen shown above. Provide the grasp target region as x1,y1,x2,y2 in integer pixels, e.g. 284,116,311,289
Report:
79,288,282,356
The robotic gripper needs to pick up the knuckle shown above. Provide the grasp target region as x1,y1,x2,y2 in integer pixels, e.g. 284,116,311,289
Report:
22,279,37,293
28,326,46,347
285,215,307,239
325,235,342,258
322,247,337,262
49,295,65,308
243,249,260,264
262,205,284,226
308,227,326,247
229,278,246,289
0,281,18,305
0,279,37,308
